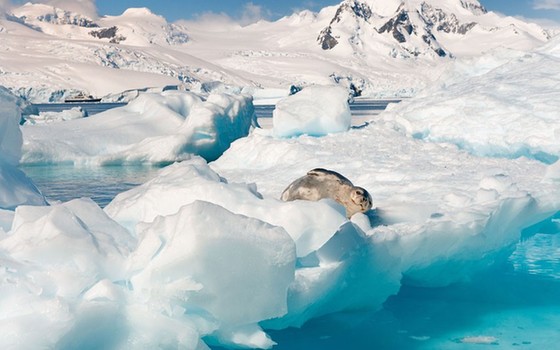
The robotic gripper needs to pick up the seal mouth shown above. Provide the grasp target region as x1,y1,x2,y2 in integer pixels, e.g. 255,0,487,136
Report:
360,198,372,210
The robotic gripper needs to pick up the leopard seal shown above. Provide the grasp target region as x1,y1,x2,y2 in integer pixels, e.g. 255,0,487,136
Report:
281,168,373,218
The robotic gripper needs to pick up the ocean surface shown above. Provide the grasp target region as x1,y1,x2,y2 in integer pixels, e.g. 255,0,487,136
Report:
31,98,401,119
21,164,162,207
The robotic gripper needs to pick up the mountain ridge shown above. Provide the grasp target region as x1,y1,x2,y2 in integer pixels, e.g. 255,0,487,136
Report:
317,0,549,59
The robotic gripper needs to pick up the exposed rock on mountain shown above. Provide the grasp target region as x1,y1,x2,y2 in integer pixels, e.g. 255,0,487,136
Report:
12,3,98,28
317,27,338,50
316,0,543,59
420,3,476,34
459,0,487,15
89,26,126,44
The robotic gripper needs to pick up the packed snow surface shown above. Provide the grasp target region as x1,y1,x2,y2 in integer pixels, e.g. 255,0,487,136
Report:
21,90,256,165
2,35,560,349
273,85,351,138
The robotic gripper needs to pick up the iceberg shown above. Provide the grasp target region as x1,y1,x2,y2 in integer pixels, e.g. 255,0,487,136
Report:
23,106,85,125
2,110,560,349
213,120,560,291
21,90,256,165
0,86,46,210
272,85,351,138
382,38,560,163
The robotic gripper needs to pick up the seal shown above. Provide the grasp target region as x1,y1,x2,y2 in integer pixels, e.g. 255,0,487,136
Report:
281,168,373,218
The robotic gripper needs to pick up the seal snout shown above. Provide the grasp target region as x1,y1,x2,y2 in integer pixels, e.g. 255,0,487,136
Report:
352,187,373,211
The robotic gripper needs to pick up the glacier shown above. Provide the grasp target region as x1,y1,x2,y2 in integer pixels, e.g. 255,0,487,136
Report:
1,31,560,350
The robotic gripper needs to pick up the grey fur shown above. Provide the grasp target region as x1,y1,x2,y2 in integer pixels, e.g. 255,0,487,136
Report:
281,168,373,218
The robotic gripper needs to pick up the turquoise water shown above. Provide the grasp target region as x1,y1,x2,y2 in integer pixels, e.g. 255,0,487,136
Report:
269,225,560,350
21,164,161,207
269,246,560,349
21,165,560,349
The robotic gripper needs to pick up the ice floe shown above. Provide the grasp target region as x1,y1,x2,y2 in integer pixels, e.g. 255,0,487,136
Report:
21,90,256,165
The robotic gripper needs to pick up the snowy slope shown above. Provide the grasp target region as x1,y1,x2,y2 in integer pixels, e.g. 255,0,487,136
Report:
0,0,555,102
0,5,252,102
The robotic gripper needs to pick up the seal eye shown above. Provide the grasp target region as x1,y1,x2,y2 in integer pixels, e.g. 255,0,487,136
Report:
355,189,363,196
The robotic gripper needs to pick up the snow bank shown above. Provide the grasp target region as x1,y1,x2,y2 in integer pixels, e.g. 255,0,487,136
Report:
0,86,46,209
273,85,351,138
382,40,560,163
21,90,256,165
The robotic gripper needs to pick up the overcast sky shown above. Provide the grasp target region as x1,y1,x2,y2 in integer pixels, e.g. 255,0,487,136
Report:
8,0,560,27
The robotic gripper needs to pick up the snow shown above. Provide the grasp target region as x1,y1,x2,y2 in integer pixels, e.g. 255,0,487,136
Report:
0,86,23,165
272,85,351,138
21,90,256,165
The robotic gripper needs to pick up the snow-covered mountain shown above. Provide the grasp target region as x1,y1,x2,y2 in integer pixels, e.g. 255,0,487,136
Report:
0,0,555,102
317,0,550,58
12,4,189,46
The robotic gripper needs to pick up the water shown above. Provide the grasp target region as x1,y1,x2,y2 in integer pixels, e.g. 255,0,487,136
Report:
266,216,560,350
32,102,128,117
269,267,560,349
21,164,161,207
254,98,401,118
